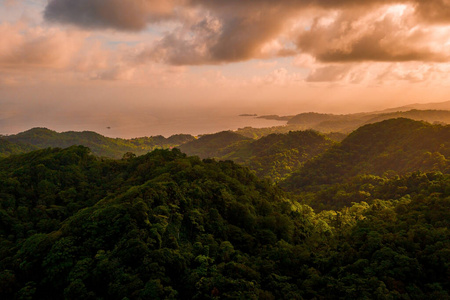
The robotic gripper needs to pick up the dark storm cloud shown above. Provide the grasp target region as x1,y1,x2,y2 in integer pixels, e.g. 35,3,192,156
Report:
44,0,181,31
137,8,295,65
44,0,395,31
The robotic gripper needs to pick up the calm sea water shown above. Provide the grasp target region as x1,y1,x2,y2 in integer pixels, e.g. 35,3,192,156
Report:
97,116,287,139
1,113,288,139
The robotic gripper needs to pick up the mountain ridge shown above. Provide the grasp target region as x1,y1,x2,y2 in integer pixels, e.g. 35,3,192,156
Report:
282,118,450,192
2,127,195,158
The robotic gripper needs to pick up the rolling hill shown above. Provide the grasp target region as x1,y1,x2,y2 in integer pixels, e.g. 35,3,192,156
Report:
282,118,450,190
287,109,450,133
179,130,335,181
0,139,38,158
254,101,450,135
178,131,252,159
380,100,450,113
2,127,195,158
221,130,335,180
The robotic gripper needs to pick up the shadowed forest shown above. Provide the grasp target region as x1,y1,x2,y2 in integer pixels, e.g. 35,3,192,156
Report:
4,0,450,298
0,115,449,299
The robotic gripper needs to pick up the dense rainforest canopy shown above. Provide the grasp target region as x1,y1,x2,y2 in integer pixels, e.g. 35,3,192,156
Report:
0,118,449,299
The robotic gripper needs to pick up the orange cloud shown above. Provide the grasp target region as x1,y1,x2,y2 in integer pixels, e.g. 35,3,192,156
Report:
41,0,450,66
0,20,142,82
297,5,449,63
413,0,450,24
0,21,86,69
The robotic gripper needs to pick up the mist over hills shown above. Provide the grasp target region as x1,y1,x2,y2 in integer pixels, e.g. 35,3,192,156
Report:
253,101,450,134
286,109,450,133
380,100,450,113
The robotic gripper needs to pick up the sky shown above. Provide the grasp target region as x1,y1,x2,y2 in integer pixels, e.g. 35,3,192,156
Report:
1,0,450,137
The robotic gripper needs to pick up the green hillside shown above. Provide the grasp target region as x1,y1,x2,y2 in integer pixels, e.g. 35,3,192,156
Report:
0,139,38,158
178,131,252,159
235,125,347,141
222,130,335,181
282,118,450,210
179,130,334,181
0,147,449,299
3,128,194,158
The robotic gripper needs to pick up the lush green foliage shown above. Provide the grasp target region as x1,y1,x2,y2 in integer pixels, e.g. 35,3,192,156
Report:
283,119,450,191
235,125,347,141
1,118,450,299
180,130,335,181
0,147,298,298
0,144,449,299
221,130,334,181
3,128,194,158
178,131,252,159
0,139,37,158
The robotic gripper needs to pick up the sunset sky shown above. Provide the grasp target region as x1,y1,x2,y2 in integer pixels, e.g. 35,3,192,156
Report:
2,0,450,137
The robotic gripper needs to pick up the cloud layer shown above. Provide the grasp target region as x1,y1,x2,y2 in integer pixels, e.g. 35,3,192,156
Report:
44,0,182,31
42,0,450,66
3,0,450,139
2,0,450,87
0,22,86,69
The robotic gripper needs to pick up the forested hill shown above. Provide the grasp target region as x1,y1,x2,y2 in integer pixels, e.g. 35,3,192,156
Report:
179,130,335,181
2,127,195,158
235,125,348,141
178,131,252,159
1,146,449,299
0,139,38,158
220,130,335,181
0,146,301,299
286,109,450,133
282,118,450,191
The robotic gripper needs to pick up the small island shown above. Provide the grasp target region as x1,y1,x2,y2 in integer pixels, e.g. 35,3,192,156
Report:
239,113,258,117
257,114,293,121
